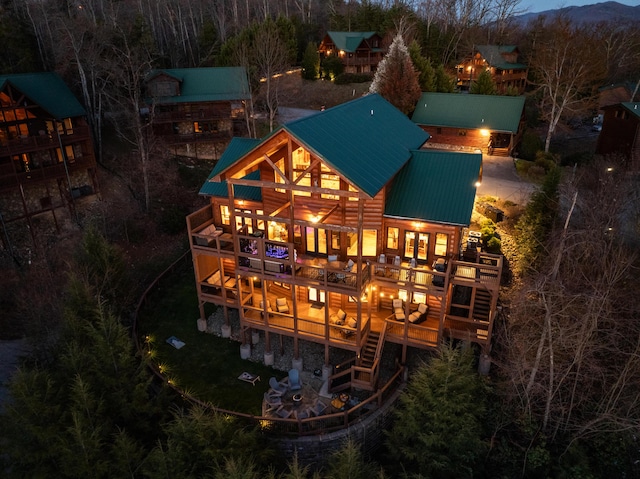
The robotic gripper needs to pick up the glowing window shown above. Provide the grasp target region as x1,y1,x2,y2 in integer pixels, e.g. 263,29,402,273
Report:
435,233,448,256
220,205,230,225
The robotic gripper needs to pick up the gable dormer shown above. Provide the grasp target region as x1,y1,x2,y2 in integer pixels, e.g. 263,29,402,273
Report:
146,72,182,98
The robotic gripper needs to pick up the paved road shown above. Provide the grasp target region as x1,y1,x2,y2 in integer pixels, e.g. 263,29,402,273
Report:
477,154,536,204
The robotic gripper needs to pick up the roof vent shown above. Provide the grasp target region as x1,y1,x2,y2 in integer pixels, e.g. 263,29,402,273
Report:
370,109,374,115
635,105,638,110
481,118,485,123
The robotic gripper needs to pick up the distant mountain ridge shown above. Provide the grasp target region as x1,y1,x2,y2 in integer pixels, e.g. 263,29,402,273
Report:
515,1,640,25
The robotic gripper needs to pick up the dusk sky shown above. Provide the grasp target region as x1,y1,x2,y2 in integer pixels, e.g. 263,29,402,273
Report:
523,0,639,13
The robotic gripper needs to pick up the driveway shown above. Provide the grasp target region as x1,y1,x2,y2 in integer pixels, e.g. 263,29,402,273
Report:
477,154,535,204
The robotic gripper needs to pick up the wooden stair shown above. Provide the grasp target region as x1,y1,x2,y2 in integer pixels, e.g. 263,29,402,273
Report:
473,289,492,322
358,330,380,369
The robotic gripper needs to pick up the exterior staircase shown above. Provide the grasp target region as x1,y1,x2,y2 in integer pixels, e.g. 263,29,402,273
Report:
473,289,492,321
328,328,386,393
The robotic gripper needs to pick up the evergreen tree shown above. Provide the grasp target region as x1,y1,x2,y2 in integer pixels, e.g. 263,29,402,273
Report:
434,64,455,93
386,344,488,478
470,69,497,95
408,40,435,92
324,439,386,479
369,34,421,115
301,42,319,80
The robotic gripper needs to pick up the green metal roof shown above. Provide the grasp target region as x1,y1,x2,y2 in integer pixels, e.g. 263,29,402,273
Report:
621,102,640,120
284,94,429,198
411,93,525,133
325,32,379,52
385,150,481,226
201,137,262,197
147,67,250,104
476,45,527,71
0,72,86,119
199,169,262,201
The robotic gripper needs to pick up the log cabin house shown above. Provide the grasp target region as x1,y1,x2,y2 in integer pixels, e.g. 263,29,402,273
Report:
0,72,97,248
596,102,640,170
144,67,251,159
318,32,385,74
187,94,502,391
456,45,528,94
411,92,526,157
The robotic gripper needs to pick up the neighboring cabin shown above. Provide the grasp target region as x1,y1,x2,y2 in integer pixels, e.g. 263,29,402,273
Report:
144,67,251,160
456,45,528,94
187,94,502,391
0,72,98,248
596,102,640,170
411,92,526,156
318,31,385,74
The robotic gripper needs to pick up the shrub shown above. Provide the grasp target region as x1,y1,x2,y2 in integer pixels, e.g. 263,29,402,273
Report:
320,55,343,80
519,130,543,161
486,236,502,254
534,151,558,172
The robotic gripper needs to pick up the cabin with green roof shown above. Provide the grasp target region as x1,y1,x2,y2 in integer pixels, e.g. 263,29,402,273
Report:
187,94,502,391
411,92,526,156
596,102,640,170
456,45,528,94
144,67,251,159
0,72,97,247
318,31,385,74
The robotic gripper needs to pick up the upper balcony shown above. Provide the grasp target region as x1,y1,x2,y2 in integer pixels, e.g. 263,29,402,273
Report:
0,126,92,157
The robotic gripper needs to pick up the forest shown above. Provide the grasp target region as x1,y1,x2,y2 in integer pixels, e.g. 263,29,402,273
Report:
2,0,640,478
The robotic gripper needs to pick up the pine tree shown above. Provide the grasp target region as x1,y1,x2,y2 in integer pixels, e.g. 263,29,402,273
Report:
369,34,421,115
408,40,435,92
470,68,497,95
301,42,319,80
386,344,488,478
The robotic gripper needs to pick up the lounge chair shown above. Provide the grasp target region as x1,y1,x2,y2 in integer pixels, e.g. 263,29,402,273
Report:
288,368,302,391
264,391,282,409
392,298,405,321
276,407,293,418
260,299,273,315
310,401,327,416
269,376,287,395
344,259,355,271
409,303,429,324
275,297,290,314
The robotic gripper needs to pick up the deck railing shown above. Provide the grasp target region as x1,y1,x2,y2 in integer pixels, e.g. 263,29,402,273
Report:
133,255,406,437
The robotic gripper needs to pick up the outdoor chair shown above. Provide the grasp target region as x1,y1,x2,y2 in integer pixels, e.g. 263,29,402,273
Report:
344,259,355,271
288,368,302,391
310,401,327,416
276,407,293,419
264,392,282,411
269,376,287,395
276,297,290,314
260,299,273,314
409,303,429,324
392,298,405,321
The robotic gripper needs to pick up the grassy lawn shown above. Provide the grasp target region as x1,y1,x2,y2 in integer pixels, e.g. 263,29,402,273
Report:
137,263,283,415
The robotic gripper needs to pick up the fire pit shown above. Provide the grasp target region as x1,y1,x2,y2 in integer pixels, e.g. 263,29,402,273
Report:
292,393,302,403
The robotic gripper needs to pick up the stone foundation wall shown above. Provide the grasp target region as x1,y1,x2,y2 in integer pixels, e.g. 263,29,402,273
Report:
273,386,403,469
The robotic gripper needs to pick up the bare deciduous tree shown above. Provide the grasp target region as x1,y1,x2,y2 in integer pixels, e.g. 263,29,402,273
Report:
527,16,607,153
498,161,640,453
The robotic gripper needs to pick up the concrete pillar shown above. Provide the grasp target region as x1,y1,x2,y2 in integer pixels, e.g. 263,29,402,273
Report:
251,331,260,345
197,318,207,332
322,364,332,381
221,324,231,338
292,357,303,372
478,354,492,375
264,351,274,366
240,343,251,359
